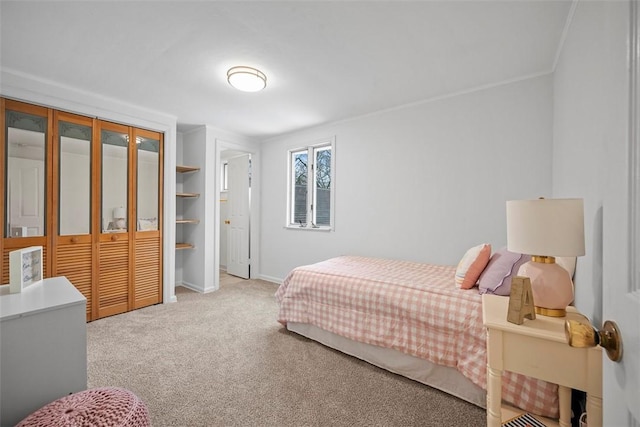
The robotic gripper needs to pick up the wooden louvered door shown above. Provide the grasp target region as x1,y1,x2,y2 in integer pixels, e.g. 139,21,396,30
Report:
97,234,129,317
134,234,161,308
96,121,131,318
133,128,163,308
54,238,92,319
51,111,94,320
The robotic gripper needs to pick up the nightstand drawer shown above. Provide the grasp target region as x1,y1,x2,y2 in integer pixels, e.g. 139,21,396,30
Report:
500,332,592,389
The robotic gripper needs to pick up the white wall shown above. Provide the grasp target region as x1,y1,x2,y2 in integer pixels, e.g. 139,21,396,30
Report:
552,1,628,326
259,75,554,282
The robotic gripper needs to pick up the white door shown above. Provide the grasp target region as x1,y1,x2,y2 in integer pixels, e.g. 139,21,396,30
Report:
8,158,45,236
602,1,639,426
226,154,250,279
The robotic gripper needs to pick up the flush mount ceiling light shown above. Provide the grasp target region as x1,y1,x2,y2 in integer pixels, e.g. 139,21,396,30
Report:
227,66,267,92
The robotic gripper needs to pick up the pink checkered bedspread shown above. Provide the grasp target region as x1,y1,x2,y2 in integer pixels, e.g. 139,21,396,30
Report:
275,255,559,418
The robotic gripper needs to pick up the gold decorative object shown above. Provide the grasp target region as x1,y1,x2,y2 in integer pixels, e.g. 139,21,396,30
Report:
507,276,536,325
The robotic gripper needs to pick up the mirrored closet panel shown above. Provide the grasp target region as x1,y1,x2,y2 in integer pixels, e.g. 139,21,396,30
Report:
1,99,51,283
1,98,163,321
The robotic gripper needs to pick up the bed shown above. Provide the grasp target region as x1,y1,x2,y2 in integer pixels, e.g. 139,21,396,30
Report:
275,255,560,419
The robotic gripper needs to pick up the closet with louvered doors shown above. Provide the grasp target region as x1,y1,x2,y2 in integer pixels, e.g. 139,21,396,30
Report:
1,97,163,322
96,122,164,318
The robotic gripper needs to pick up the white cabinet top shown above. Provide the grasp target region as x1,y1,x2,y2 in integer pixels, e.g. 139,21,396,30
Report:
0,276,86,321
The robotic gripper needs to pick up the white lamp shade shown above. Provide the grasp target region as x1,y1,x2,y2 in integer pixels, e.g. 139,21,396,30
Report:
506,198,585,257
227,66,266,92
113,207,126,219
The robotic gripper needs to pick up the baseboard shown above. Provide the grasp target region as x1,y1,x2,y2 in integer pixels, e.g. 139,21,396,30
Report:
179,281,218,294
259,274,283,285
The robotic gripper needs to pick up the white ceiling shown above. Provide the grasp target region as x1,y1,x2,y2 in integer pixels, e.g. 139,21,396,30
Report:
0,1,573,140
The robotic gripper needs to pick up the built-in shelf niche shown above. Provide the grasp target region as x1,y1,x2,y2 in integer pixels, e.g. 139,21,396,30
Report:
176,165,200,250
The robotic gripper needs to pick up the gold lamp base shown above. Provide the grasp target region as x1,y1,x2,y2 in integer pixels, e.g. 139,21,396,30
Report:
535,306,567,317
519,255,574,318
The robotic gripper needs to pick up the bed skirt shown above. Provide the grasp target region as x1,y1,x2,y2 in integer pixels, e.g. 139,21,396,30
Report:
287,322,486,408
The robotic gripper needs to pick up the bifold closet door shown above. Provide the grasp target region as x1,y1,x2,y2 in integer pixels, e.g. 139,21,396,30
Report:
1,99,53,284
96,122,131,318
2,97,163,321
133,129,163,309
51,112,95,321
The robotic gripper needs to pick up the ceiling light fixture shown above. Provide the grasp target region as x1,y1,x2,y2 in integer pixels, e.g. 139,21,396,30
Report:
227,66,267,92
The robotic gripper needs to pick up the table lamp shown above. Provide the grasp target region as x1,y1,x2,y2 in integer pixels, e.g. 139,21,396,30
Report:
506,198,585,317
113,207,126,230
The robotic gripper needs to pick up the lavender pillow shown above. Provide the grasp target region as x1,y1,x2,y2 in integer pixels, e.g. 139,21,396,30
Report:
478,248,531,296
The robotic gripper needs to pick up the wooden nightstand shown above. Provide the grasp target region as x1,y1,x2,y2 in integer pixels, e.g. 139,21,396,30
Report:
482,294,602,427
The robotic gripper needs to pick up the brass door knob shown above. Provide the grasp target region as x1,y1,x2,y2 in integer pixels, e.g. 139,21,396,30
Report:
224,220,230,224
565,319,623,362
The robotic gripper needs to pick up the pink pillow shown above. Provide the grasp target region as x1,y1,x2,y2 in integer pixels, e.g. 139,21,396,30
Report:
455,244,491,289
478,247,531,296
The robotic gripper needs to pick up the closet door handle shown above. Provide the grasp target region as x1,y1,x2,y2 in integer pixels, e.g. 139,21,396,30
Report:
70,237,79,243
111,234,118,241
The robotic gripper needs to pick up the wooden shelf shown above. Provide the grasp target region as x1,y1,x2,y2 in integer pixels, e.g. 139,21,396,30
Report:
176,219,200,224
176,164,199,252
176,165,200,173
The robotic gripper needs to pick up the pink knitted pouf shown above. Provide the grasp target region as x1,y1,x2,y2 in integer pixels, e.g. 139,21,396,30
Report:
16,387,151,427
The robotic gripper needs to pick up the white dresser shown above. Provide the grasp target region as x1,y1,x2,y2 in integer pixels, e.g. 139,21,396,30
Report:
0,276,87,426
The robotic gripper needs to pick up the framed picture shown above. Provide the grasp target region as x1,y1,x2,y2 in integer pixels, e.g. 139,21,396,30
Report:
9,246,43,294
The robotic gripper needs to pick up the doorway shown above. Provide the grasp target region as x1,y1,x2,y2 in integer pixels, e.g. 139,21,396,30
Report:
219,149,251,282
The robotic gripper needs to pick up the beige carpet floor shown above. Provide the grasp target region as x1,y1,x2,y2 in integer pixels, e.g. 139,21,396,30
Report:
87,276,486,426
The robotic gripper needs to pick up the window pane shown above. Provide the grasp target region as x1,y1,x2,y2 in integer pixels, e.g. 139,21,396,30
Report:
101,129,128,233
5,110,47,237
136,135,159,231
222,162,228,191
59,121,91,235
292,150,308,225
314,146,331,226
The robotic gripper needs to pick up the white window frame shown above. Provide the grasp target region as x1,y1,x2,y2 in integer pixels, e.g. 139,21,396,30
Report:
221,161,228,191
286,137,335,231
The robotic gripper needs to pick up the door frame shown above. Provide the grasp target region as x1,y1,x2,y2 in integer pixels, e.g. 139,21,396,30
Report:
214,139,260,290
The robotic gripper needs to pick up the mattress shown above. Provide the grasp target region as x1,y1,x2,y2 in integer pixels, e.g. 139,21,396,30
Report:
276,255,559,418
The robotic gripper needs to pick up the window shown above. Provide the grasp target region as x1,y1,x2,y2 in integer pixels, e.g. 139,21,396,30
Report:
221,162,228,191
287,138,334,229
